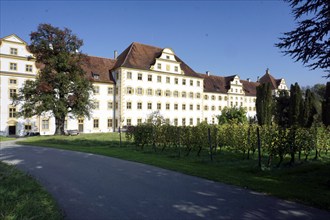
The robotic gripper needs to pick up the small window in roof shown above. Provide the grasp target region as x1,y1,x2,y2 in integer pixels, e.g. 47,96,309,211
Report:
92,73,100,80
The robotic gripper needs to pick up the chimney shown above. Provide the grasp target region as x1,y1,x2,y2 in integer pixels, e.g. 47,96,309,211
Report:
247,78,250,82
206,71,210,76
114,50,118,59
257,76,260,82
266,68,270,74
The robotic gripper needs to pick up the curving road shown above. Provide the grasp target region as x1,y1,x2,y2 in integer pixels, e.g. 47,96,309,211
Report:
1,141,330,220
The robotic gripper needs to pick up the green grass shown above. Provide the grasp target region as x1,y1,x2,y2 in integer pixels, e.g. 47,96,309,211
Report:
19,133,330,211
0,137,16,142
0,162,63,220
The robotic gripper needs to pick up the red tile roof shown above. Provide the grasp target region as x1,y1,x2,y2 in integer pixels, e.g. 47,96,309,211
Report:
113,42,202,78
259,70,281,90
81,55,116,84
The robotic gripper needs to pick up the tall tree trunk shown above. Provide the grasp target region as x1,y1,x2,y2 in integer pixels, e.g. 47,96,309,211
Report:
54,116,65,135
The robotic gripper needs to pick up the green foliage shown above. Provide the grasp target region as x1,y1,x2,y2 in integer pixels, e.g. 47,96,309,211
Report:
13,23,94,135
276,0,330,78
274,90,290,128
322,82,330,126
216,106,247,124
256,83,273,126
289,83,303,126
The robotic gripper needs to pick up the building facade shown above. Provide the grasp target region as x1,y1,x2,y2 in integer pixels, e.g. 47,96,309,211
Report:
0,34,288,136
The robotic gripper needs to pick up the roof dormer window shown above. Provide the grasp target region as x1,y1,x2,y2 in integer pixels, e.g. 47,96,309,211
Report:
92,73,100,80
166,55,170,59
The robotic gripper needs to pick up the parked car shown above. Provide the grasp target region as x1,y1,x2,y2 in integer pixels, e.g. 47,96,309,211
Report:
65,129,80,136
25,132,40,137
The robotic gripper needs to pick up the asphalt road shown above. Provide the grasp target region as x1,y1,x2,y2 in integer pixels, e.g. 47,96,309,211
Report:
1,141,330,220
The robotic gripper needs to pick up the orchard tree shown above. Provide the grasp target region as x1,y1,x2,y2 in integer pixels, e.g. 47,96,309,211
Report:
13,24,94,135
217,107,247,124
276,0,330,77
256,83,273,126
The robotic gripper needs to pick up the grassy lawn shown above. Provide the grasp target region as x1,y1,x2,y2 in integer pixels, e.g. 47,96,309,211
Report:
0,162,62,220
0,137,16,142
19,133,330,211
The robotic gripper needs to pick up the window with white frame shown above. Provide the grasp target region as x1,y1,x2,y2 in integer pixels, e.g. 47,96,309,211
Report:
157,75,161,83
25,65,33,72
166,77,170,83
108,102,113,109
42,119,49,130
148,75,152,82
138,73,142,80
127,72,132,79
10,63,17,71
157,103,161,110
147,102,152,110
127,102,132,109
10,48,18,55
147,88,153,96
137,102,142,110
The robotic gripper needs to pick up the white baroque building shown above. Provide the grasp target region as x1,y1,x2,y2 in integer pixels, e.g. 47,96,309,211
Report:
0,34,288,136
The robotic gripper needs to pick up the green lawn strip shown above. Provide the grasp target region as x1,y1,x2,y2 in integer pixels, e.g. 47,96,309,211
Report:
0,137,16,142
18,134,330,210
0,162,63,220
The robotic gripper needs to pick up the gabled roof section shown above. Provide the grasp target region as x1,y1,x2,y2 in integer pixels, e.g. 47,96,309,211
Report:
80,55,116,84
259,69,280,90
241,80,260,96
1,34,27,45
113,42,202,78
198,73,229,93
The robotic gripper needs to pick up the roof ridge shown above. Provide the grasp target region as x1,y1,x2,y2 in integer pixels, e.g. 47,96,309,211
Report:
131,41,163,50
86,54,115,61
121,42,135,67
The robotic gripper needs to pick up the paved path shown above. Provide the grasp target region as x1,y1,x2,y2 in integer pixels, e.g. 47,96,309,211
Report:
1,141,330,220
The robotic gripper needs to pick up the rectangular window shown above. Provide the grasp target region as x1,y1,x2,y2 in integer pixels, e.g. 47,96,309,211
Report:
148,75,152,82
166,103,170,110
197,105,200,110
127,87,133,94
137,119,142,125
157,75,161,83
190,104,193,110
190,118,193,126
25,125,32,131
126,119,131,126
108,119,113,128
182,118,186,126
137,102,142,110
175,78,178,84
190,80,193,86
165,118,170,124
138,73,142,80
197,81,200,87
25,65,33,72
127,72,132,79
174,118,178,126
211,95,215,100
174,104,178,110
9,89,17,98
147,89,153,96
9,79,17,84
166,77,170,83
115,102,118,109
218,96,222,101
42,119,49,130
174,91,179,97
10,48,18,55
219,106,222,111
10,63,17,71
182,104,187,110
147,103,152,110
165,90,171,97
93,119,99,128
189,92,193,99
182,92,186,98
157,63,161,70
137,88,143,95
196,93,201,99
174,66,178,72
9,107,16,118
182,79,186,85
127,102,132,109
108,87,113,94
108,102,113,109
157,103,161,110
156,89,162,96
197,118,200,125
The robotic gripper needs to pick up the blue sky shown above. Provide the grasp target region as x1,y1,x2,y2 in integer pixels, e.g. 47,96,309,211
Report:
1,0,328,87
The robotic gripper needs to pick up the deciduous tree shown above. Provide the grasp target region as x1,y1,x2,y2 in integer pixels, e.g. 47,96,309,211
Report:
13,24,94,135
